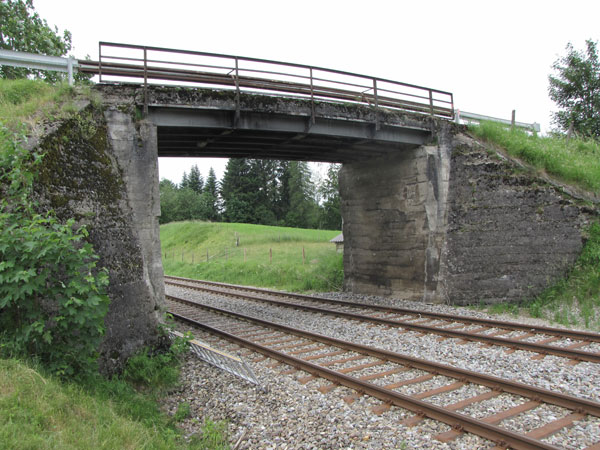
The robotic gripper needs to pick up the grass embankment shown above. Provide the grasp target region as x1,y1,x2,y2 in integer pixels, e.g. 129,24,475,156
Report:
0,78,83,132
161,221,343,292
471,122,600,329
0,357,229,449
470,120,600,193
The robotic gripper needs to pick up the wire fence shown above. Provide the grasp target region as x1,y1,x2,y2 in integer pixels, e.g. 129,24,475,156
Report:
163,245,312,265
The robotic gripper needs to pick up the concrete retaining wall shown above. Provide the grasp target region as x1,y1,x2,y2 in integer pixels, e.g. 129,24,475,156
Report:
340,128,594,304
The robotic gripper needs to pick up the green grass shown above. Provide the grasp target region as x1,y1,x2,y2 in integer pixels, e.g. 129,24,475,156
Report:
0,357,230,449
160,221,343,292
0,78,99,136
469,121,600,194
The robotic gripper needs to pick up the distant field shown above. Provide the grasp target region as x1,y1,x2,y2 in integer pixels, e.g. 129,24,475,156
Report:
160,221,343,292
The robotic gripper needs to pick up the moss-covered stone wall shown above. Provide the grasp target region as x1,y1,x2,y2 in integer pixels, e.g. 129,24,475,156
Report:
33,101,163,374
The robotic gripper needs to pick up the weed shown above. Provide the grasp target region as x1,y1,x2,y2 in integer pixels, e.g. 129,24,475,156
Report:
172,402,191,423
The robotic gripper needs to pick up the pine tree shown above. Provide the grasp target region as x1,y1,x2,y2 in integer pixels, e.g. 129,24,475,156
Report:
318,163,342,230
179,171,189,190
220,158,255,223
202,167,220,221
285,161,319,229
187,164,204,194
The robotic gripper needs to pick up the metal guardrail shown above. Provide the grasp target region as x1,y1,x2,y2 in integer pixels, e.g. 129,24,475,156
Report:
455,110,540,132
77,42,454,121
169,330,260,385
0,49,78,85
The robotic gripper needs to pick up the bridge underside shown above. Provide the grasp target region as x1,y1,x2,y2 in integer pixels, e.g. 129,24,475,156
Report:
149,107,432,163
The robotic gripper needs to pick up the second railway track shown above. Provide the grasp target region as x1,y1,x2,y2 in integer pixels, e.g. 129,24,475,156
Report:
165,275,600,364
166,292,600,450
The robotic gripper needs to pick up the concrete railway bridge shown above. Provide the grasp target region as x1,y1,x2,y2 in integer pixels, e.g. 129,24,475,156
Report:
74,42,588,310
3,41,589,370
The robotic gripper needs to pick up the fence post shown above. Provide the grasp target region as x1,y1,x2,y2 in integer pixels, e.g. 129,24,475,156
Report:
511,110,516,130
269,248,272,264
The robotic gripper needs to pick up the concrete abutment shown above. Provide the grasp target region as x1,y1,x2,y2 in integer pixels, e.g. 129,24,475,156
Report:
340,128,593,304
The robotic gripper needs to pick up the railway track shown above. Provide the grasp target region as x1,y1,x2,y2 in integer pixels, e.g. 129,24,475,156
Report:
164,276,600,364
166,292,600,450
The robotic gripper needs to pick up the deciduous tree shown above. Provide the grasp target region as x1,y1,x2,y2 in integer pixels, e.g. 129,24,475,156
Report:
0,0,73,81
548,39,600,138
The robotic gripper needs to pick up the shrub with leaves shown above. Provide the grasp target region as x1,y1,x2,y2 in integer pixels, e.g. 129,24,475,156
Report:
0,124,109,378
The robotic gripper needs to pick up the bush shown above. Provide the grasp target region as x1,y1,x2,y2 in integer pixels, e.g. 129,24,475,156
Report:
0,124,109,379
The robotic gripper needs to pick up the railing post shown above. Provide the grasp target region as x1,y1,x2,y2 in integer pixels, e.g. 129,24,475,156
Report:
310,67,315,126
428,89,434,117
373,79,380,131
67,57,74,85
234,57,240,128
98,42,102,83
143,47,148,117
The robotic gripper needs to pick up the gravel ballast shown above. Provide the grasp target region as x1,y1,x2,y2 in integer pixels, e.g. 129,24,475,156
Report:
163,285,600,449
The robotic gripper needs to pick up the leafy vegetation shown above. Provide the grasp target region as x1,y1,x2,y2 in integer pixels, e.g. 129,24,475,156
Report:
0,0,82,82
0,351,230,449
548,39,600,138
161,221,343,292
469,120,600,193
0,124,110,378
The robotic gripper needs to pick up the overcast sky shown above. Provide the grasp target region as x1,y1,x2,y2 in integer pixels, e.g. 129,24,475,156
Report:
34,0,600,183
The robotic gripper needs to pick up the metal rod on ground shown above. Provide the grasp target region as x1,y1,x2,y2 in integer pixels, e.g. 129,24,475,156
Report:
270,248,272,263
303,247,305,265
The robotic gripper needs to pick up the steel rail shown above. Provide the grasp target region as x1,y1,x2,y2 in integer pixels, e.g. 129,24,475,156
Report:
167,296,600,450
166,294,600,417
165,276,600,343
165,279,600,364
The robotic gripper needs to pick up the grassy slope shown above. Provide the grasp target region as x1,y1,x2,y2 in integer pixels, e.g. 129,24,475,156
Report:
470,122,600,329
0,357,230,450
161,221,343,292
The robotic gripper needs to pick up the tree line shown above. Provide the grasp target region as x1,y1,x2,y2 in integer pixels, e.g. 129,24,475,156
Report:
159,159,342,230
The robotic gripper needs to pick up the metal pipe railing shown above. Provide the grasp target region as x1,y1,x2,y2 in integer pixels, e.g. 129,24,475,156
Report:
77,42,454,120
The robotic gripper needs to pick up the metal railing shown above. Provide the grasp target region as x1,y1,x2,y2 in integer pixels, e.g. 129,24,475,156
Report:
0,49,78,84
455,110,540,132
78,42,454,121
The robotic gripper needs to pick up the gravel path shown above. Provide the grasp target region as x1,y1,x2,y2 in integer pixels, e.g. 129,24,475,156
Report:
163,286,600,449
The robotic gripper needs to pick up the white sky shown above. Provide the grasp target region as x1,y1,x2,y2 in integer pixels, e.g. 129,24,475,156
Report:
34,0,600,184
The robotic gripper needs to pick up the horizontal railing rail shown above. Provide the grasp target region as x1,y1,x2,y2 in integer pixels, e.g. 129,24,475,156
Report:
78,42,454,121
455,110,540,132
0,49,78,84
